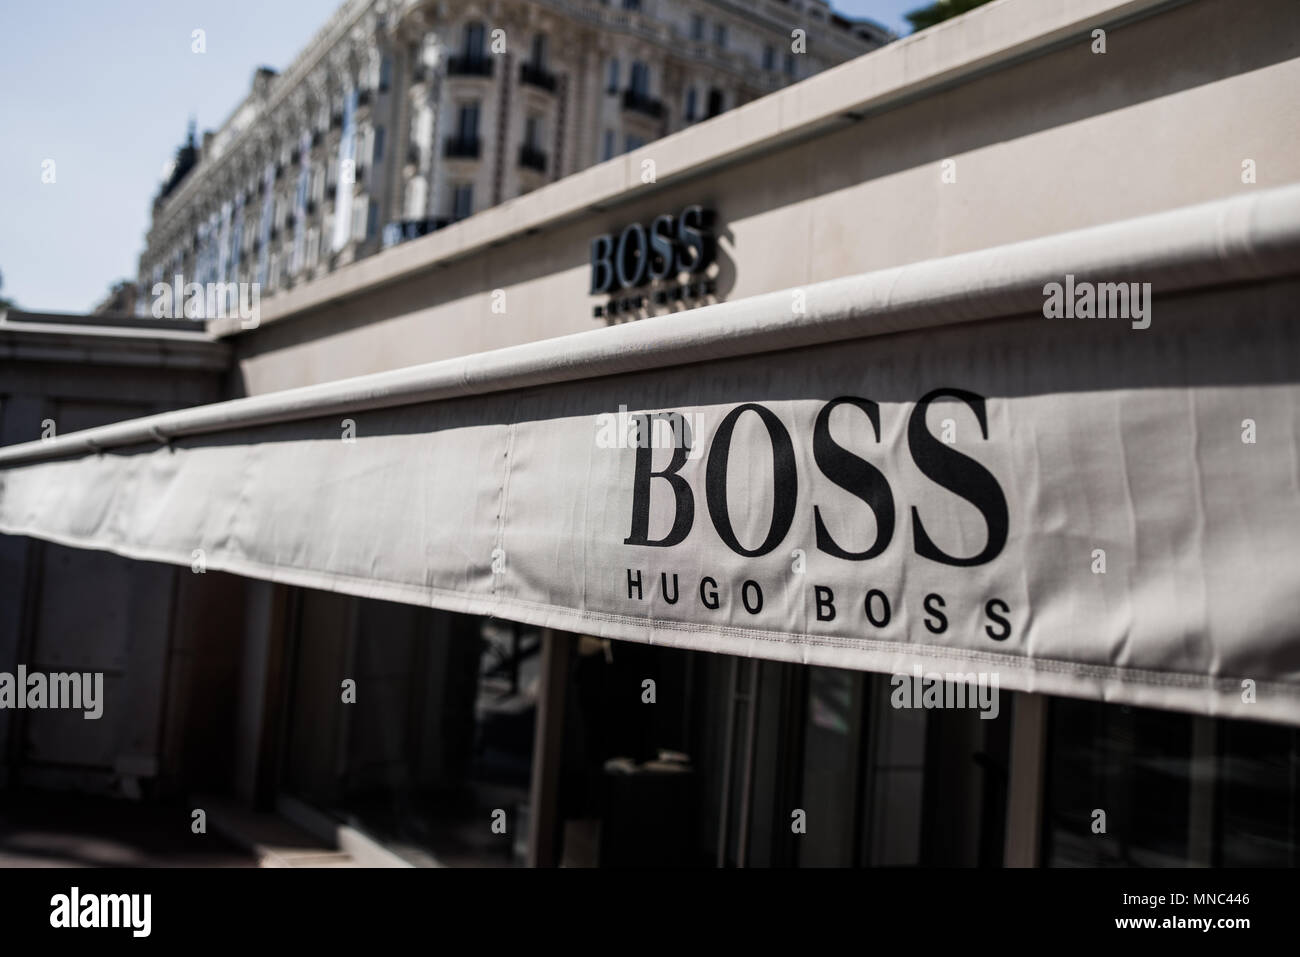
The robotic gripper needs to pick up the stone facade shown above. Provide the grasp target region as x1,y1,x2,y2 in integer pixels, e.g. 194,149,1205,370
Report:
136,0,887,312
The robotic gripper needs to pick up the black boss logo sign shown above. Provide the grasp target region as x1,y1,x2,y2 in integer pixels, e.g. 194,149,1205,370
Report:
589,205,716,294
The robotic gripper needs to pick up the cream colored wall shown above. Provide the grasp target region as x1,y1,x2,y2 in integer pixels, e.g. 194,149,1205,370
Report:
232,0,1300,395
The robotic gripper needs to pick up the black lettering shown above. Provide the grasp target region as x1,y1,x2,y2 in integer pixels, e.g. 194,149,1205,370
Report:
923,593,948,634
907,389,1009,567
814,585,836,622
661,572,679,604
700,576,719,610
676,205,714,274
624,413,695,547
706,404,797,557
864,589,891,628
984,598,1011,641
741,580,763,615
649,214,676,281
616,223,649,289
812,396,895,561
626,568,643,600
590,234,615,294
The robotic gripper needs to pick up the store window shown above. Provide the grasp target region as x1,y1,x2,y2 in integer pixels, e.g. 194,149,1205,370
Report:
552,646,1011,868
281,592,537,866
1043,698,1300,866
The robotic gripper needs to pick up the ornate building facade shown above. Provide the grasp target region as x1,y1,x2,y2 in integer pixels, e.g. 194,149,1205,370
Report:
136,0,888,310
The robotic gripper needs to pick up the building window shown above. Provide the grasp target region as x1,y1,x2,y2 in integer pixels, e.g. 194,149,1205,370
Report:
763,45,776,71
606,58,619,94
622,0,641,10
713,22,727,48
524,114,542,150
629,61,650,97
463,21,486,60
457,102,480,141
625,133,645,153
379,56,393,93
602,129,615,161
690,14,704,41
530,33,548,68
306,228,320,268
685,87,698,123
707,88,724,118
373,126,385,164
351,195,369,242
452,183,474,221
785,52,797,78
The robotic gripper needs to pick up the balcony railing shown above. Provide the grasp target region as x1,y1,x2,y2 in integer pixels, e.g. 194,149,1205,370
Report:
519,144,547,173
382,217,451,248
444,136,481,159
519,61,557,92
446,54,493,77
622,89,665,119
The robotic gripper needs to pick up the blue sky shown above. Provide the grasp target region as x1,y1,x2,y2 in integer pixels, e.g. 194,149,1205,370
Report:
0,0,920,313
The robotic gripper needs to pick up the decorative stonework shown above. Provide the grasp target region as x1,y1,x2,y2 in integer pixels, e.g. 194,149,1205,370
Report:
138,0,886,308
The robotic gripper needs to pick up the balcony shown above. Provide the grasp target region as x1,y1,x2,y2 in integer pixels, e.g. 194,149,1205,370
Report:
382,217,451,248
444,136,481,159
622,89,664,120
519,61,557,92
519,144,547,173
446,54,493,77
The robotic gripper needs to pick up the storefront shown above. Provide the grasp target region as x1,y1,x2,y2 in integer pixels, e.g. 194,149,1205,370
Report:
1,0,1298,866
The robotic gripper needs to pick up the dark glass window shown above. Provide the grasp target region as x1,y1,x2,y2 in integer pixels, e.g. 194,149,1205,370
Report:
629,61,650,96
463,22,486,60
1043,698,1300,866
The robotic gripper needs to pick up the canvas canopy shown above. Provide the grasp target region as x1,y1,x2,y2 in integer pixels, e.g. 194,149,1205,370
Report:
3,186,1300,723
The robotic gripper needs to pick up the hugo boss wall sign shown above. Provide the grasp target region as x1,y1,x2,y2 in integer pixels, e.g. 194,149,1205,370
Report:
590,205,717,319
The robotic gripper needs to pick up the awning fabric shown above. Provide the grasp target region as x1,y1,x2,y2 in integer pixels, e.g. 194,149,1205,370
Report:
4,187,1300,723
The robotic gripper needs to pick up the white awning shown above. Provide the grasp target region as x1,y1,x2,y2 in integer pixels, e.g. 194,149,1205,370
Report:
4,186,1300,723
